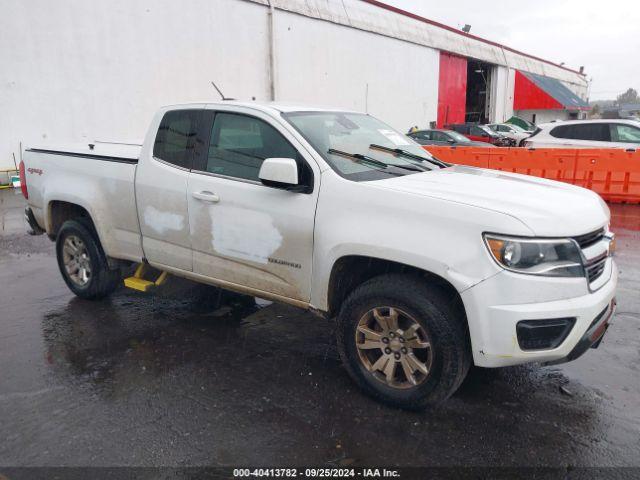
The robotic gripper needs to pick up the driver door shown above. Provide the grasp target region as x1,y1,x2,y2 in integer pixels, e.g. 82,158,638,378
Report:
187,108,320,303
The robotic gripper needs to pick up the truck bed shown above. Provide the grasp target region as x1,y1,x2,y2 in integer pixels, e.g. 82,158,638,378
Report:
24,142,144,263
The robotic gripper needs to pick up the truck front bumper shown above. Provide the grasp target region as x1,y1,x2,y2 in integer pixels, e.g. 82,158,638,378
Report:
461,260,618,368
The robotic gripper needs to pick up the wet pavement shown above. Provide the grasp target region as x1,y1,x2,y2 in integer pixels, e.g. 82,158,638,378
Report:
1,188,639,469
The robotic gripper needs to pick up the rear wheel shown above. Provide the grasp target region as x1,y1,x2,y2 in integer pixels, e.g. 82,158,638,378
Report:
56,219,121,299
336,274,470,409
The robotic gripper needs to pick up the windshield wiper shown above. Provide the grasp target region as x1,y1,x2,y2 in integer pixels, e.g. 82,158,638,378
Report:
369,144,449,169
328,148,426,173
328,149,388,168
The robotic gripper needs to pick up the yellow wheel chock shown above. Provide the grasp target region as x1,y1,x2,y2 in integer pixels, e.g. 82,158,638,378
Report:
124,263,169,292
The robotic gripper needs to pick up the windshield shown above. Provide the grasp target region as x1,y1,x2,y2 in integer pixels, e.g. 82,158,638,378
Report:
283,111,442,181
447,131,471,142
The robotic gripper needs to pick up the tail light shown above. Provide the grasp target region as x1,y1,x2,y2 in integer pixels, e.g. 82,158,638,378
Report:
19,160,28,199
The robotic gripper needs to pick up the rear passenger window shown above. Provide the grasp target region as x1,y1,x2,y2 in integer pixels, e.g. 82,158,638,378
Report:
153,110,201,169
206,113,298,181
550,124,610,141
550,125,570,138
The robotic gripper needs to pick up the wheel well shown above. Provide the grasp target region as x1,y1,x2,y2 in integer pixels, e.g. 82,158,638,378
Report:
48,201,94,240
327,256,466,321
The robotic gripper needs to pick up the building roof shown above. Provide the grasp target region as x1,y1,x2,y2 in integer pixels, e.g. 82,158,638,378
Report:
514,71,590,111
361,0,585,76
264,0,588,88
619,104,640,111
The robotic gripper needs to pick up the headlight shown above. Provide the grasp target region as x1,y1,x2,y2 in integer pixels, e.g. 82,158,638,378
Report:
483,234,584,277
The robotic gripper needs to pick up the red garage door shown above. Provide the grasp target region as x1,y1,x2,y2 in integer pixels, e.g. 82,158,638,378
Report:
437,52,467,128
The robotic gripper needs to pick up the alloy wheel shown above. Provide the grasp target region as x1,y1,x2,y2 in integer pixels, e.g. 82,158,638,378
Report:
355,307,433,389
62,235,92,287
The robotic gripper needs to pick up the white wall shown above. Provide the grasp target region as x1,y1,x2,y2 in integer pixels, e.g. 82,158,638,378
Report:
514,109,572,124
0,0,272,170
273,10,439,131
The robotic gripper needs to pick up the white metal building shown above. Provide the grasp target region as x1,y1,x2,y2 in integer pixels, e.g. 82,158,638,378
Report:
0,0,590,170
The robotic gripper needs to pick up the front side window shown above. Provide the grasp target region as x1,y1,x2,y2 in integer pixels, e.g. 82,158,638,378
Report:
284,111,443,182
447,131,471,143
432,132,450,142
153,110,201,169
471,126,488,136
611,124,640,143
206,113,298,181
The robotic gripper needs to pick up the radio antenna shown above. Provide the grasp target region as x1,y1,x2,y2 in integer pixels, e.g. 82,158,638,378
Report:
210,81,234,101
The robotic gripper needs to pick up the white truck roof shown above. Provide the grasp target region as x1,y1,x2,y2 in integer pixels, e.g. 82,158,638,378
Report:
162,100,361,115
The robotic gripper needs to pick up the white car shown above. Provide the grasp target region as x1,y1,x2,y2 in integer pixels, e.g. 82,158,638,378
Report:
487,123,531,145
21,102,617,409
524,119,640,149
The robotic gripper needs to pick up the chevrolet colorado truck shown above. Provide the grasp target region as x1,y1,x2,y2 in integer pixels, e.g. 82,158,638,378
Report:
21,102,617,408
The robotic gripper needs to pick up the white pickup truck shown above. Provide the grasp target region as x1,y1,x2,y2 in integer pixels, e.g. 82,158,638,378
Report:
21,102,617,408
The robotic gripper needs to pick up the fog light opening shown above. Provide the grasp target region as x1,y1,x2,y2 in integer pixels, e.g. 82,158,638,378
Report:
516,318,576,351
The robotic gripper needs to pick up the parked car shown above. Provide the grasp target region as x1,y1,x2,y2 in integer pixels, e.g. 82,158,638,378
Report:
446,123,515,146
524,119,640,149
21,102,617,409
408,129,490,147
487,123,531,146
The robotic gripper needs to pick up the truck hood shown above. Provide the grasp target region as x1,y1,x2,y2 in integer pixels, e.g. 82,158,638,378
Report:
373,165,609,236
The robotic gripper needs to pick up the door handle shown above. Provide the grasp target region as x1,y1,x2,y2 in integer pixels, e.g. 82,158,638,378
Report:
192,191,220,203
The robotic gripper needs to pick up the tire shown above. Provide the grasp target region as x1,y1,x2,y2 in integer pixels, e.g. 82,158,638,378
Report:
336,274,470,409
56,219,121,300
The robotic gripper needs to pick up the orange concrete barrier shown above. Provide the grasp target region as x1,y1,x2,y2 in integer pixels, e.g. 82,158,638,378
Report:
488,148,576,184
423,146,490,168
423,146,640,204
574,149,640,203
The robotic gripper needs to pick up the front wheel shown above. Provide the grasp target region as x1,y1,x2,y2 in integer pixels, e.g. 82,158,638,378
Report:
336,274,470,409
56,219,121,300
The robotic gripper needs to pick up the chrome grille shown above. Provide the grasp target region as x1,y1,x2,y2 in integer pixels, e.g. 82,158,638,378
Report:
585,254,607,283
573,228,605,249
572,228,610,288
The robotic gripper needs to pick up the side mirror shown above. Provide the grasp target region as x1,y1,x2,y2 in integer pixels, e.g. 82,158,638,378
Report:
447,138,455,144
259,158,299,190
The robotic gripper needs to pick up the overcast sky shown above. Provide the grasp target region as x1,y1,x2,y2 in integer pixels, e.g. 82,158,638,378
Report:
384,0,639,100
